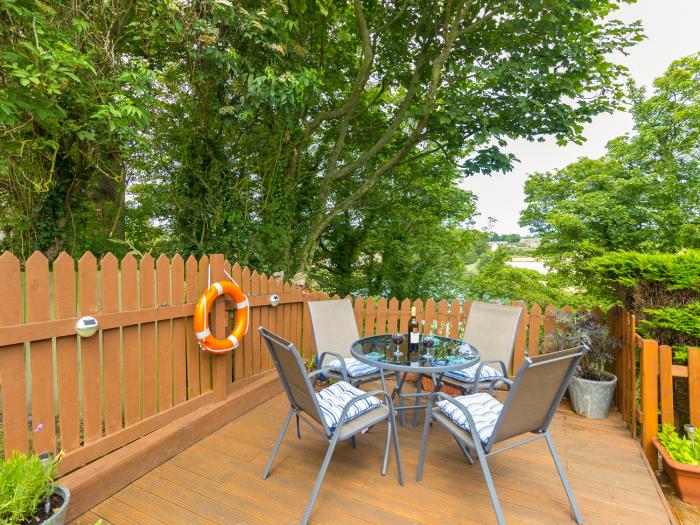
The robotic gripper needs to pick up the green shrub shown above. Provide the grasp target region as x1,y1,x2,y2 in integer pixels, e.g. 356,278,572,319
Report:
659,423,700,466
638,302,700,350
0,452,58,524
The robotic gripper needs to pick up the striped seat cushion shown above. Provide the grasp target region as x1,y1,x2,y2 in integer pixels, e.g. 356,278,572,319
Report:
316,381,381,431
327,357,379,378
444,363,503,384
437,393,503,444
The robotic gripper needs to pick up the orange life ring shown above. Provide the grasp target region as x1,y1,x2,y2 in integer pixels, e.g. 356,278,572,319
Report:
193,281,249,354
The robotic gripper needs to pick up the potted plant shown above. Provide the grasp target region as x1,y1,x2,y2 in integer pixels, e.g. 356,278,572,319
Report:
548,312,620,419
654,424,700,505
0,450,70,524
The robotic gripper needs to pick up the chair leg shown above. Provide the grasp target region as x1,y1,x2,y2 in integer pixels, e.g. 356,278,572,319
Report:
412,374,423,427
301,434,340,525
381,416,392,476
390,409,404,485
396,373,407,426
545,432,583,524
262,408,293,480
416,406,432,481
475,445,506,525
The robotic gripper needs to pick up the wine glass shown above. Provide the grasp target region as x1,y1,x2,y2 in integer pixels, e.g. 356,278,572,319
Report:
422,336,435,362
391,333,404,359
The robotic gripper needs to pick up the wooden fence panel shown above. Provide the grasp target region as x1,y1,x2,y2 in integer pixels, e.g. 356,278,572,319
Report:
140,254,157,418
79,253,102,443
448,300,460,339
122,254,141,424
0,252,27,457
198,256,211,391
528,303,542,357
26,252,55,454
365,297,377,336
690,347,700,427
54,252,80,452
100,253,122,436
184,255,200,398
437,299,449,336
424,299,437,336
375,298,388,335
641,338,659,468
171,255,187,405
659,345,674,426
387,298,399,335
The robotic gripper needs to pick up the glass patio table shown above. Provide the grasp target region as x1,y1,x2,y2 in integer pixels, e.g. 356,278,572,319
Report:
350,334,480,426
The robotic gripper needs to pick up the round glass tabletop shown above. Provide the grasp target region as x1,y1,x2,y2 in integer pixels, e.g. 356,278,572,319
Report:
350,334,480,374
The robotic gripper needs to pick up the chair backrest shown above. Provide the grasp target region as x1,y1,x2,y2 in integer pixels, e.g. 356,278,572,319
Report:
486,346,586,450
259,327,330,435
307,299,360,360
462,301,523,365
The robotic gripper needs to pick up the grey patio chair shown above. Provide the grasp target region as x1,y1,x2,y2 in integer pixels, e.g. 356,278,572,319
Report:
259,327,404,525
440,301,523,395
307,298,398,387
417,346,587,525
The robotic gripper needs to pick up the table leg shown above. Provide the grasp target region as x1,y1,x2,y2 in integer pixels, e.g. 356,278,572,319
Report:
411,373,424,427
394,372,407,426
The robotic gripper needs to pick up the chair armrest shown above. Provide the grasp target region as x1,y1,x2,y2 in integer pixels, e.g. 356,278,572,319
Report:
308,365,344,381
470,359,509,394
317,351,349,382
425,391,482,442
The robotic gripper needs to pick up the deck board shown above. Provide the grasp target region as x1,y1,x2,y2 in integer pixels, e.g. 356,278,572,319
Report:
73,388,673,525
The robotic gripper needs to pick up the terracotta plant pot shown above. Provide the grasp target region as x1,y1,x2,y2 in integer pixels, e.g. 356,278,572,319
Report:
653,437,700,505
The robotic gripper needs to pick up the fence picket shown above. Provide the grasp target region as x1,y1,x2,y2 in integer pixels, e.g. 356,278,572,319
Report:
424,299,437,336
259,273,270,369
242,267,254,377
689,347,700,426
26,252,55,454
365,297,377,336
185,255,200,398
528,304,542,357
641,338,659,468
54,252,80,451
171,255,187,404
375,297,388,335
543,304,556,337
121,254,141,423
659,345,674,426
448,300,460,339
100,253,122,435
437,299,449,336
198,256,212,391
387,298,399,335
0,252,27,456
251,271,262,373
79,252,102,442
399,299,411,332
140,254,157,417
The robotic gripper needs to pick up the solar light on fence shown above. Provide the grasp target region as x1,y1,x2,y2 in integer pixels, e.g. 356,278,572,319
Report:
76,316,99,337
269,294,280,307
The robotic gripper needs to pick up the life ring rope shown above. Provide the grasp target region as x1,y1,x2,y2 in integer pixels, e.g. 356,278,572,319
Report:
193,280,250,354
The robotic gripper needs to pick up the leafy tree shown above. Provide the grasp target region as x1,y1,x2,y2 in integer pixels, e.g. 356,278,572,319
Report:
521,54,700,286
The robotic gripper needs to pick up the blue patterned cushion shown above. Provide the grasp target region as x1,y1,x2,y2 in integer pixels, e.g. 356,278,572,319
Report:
316,381,382,431
444,363,503,383
437,393,503,444
327,357,379,378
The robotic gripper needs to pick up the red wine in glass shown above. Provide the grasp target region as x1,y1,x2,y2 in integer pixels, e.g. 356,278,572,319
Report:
422,336,435,361
391,333,404,358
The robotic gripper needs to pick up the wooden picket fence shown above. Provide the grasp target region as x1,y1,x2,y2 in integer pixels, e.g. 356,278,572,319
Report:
1,249,695,481
0,251,306,474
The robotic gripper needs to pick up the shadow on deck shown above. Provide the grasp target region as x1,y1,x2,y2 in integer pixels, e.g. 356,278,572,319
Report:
72,388,674,525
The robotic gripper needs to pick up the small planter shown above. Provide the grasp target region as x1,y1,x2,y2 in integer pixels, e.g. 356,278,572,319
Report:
568,371,617,419
37,485,71,525
654,437,700,505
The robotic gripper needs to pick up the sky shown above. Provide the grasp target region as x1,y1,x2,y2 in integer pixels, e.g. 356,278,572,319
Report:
462,0,700,235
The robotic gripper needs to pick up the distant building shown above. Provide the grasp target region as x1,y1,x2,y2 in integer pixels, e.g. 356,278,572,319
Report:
520,237,541,249
490,241,508,251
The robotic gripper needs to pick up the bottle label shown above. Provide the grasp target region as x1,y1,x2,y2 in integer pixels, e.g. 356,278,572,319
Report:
410,332,419,344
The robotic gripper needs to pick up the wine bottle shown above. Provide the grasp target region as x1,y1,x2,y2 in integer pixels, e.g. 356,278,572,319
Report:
408,306,420,361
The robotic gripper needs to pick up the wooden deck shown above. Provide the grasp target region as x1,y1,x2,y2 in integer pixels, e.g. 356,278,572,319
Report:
71,388,674,525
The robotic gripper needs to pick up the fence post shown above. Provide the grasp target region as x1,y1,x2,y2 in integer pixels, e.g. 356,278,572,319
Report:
210,254,228,401
689,347,700,427
641,338,659,469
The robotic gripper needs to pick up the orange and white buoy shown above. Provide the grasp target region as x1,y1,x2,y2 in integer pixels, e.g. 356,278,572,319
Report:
193,280,249,354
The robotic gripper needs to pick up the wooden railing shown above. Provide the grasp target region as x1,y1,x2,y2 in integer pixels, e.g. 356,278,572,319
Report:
1,249,695,480
0,251,306,474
